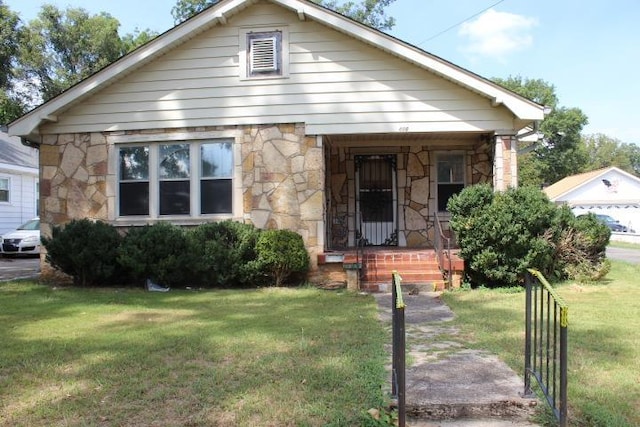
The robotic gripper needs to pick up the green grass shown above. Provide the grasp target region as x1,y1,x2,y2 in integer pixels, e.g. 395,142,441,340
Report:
0,283,388,426
442,261,640,427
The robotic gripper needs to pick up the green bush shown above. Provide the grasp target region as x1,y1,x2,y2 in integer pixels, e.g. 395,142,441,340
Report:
448,184,610,288
187,220,261,287
42,219,122,287
118,222,195,288
254,229,309,286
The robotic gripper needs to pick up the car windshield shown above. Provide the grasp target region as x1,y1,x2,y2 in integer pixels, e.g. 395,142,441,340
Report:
596,215,617,223
17,219,40,231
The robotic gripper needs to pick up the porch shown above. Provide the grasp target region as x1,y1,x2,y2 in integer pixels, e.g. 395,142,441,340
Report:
313,246,464,292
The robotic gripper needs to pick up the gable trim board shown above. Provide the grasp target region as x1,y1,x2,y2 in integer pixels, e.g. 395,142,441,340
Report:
9,0,543,142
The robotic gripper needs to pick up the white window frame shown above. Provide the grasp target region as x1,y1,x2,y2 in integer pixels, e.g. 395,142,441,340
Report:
436,152,465,212
110,131,241,222
0,176,10,203
239,27,289,80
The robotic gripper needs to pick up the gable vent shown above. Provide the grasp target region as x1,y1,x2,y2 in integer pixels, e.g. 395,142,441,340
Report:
250,36,277,72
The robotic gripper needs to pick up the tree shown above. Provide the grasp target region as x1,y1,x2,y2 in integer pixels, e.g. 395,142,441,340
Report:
16,5,157,105
172,0,396,30
0,1,26,123
582,133,640,176
494,76,589,187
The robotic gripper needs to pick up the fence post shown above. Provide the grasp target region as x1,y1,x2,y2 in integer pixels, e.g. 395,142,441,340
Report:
391,271,406,427
523,272,533,397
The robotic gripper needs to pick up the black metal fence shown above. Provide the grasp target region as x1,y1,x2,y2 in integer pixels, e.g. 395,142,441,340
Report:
524,269,568,426
391,271,406,427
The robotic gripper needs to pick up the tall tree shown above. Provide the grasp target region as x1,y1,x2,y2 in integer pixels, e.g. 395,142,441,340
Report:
16,5,157,105
582,133,640,176
494,76,589,187
0,0,26,124
172,0,396,30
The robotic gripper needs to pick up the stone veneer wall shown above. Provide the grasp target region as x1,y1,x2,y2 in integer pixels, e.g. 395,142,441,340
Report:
38,123,325,279
241,123,324,269
327,139,493,249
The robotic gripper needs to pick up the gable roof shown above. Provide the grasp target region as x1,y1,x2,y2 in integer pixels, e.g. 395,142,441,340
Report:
543,167,640,201
9,0,545,141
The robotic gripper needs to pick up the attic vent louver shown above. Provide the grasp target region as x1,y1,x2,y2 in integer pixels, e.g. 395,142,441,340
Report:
250,37,277,72
246,31,283,77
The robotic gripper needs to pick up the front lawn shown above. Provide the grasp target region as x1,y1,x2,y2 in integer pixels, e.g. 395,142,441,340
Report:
442,260,640,427
0,284,387,426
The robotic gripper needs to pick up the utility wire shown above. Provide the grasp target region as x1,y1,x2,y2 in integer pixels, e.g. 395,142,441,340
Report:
416,0,507,45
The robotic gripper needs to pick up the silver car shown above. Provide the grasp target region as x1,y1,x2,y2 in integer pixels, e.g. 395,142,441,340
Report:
1,218,41,256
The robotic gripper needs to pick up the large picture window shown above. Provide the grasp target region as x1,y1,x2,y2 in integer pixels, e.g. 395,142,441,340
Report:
437,154,465,211
117,140,233,218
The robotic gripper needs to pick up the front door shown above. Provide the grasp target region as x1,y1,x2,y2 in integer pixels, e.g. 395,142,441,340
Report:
355,155,397,246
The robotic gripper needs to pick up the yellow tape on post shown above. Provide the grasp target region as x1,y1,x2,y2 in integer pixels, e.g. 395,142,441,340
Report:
392,271,405,309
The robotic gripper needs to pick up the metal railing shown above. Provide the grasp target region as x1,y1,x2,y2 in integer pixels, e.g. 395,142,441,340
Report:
524,269,569,427
433,212,453,289
391,271,406,427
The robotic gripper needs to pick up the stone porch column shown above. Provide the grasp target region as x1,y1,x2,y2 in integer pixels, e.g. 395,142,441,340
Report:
493,133,518,191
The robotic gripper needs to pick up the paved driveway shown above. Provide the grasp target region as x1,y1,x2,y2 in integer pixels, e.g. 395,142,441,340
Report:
607,246,640,264
0,256,40,281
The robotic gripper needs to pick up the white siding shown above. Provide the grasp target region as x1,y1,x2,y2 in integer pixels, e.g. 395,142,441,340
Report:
42,2,515,136
0,172,38,235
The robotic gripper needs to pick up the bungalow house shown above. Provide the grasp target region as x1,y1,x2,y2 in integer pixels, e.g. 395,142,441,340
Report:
543,166,640,235
0,129,39,235
8,0,544,288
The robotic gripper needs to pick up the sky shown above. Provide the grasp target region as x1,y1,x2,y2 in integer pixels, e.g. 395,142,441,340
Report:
6,0,640,144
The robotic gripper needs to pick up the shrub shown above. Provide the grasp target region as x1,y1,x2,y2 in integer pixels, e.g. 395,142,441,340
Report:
254,229,309,286
187,221,261,287
42,219,122,287
448,185,610,288
118,222,195,288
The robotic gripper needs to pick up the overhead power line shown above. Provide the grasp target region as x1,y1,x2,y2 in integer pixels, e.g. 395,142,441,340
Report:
417,0,507,45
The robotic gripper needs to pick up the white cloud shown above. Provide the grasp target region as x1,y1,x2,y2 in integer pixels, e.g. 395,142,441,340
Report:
459,9,538,61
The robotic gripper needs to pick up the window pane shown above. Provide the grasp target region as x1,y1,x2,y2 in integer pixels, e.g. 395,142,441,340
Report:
160,144,190,179
120,147,149,180
160,181,190,215
120,182,149,215
201,180,232,214
437,155,464,183
438,183,465,211
201,142,232,178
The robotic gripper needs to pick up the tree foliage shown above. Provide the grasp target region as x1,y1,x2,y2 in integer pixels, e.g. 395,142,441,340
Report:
172,0,396,30
582,133,640,176
0,0,26,123
494,76,589,187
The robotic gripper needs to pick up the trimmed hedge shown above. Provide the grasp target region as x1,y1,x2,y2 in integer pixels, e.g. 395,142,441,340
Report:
42,220,310,288
448,184,610,288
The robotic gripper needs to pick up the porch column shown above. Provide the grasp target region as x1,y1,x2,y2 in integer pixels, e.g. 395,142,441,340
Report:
493,133,518,191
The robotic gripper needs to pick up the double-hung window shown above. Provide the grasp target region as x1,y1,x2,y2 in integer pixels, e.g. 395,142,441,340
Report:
0,177,9,203
118,140,233,218
437,154,465,211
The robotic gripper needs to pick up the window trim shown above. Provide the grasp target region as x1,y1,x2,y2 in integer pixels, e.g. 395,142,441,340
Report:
111,131,241,223
239,27,289,80
435,152,466,213
0,176,10,204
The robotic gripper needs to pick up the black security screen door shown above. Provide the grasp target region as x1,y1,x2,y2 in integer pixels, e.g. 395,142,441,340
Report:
356,155,397,246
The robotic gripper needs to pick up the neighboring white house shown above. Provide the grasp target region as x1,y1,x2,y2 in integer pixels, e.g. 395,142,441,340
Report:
0,129,39,235
543,166,640,234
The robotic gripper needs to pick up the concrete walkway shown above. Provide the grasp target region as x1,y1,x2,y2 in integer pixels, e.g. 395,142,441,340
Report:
373,292,540,426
